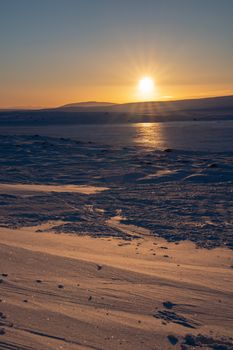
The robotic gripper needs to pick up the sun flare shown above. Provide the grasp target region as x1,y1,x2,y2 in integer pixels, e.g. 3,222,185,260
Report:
137,76,156,100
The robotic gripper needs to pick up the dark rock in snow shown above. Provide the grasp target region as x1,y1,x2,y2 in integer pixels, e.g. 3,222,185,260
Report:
167,335,179,345
163,301,176,309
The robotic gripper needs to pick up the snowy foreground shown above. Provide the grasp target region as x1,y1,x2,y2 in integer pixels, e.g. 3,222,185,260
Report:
0,134,232,249
0,134,232,349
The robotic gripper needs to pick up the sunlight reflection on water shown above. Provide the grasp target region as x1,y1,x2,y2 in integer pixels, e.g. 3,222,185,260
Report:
135,123,166,149
1,120,233,151
133,121,233,151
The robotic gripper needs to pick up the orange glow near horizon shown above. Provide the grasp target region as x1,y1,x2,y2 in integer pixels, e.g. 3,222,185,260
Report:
1,35,232,109
1,83,233,109
1,57,233,108
1,43,233,108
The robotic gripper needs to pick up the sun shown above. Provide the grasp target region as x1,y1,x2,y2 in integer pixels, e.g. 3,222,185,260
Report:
138,76,154,93
137,76,155,100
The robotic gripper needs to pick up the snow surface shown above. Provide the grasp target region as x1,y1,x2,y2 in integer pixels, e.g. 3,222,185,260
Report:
0,134,232,248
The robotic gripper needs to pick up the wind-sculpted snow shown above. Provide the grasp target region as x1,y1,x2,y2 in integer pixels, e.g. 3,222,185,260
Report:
0,134,232,248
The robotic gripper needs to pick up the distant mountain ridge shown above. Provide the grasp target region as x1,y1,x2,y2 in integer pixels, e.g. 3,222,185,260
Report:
57,95,233,114
0,95,233,126
60,101,116,109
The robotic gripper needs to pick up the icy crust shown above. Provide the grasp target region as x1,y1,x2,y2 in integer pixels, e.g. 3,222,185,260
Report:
0,134,232,248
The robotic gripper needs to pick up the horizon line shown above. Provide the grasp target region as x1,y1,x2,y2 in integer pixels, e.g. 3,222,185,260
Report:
1,92,233,111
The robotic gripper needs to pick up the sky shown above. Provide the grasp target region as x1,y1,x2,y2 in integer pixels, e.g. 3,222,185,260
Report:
0,0,233,108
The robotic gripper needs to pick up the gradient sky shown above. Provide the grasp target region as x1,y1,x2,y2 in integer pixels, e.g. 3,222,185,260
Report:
0,0,233,108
